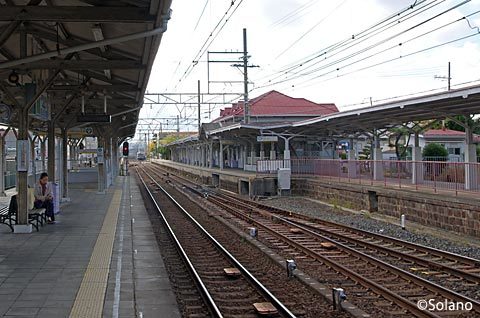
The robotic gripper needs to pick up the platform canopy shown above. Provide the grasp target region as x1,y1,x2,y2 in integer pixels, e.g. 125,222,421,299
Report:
0,0,172,139
203,84,480,139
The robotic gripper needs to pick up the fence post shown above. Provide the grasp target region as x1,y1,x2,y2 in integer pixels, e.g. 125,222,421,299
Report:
455,162,458,196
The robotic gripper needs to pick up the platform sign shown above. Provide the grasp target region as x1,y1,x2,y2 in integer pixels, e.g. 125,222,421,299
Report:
257,136,278,142
97,147,104,164
16,140,29,172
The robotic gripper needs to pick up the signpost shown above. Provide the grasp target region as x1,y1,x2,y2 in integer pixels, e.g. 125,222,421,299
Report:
257,136,278,142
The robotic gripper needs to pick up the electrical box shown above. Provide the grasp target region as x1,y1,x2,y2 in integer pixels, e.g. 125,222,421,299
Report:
277,168,291,196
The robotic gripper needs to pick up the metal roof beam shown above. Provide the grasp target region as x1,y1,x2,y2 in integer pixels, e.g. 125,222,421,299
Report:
0,7,156,23
13,59,146,70
26,25,139,60
49,84,139,92
0,25,168,69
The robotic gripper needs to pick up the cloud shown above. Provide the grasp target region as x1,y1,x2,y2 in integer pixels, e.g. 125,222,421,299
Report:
140,0,480,137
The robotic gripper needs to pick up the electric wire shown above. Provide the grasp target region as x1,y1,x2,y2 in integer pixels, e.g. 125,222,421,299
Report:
255,0,434,82
275,0,349,60
175,0,245,89
257,0,444,84
253,2,475,91
291,31,480,92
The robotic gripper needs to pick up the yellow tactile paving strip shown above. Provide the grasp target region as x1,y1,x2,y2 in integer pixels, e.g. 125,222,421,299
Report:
69,190,122,318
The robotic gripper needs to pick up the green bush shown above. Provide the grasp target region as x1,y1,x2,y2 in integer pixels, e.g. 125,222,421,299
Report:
422,143,448,159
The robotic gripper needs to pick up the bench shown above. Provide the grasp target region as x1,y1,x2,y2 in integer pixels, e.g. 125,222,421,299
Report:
0,205,15,232
0,194,47,232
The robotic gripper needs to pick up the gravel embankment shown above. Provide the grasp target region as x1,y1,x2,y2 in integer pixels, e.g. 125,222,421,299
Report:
259,196,480,260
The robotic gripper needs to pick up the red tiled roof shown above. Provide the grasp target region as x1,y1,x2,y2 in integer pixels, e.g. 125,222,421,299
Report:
214,90,338,122
424,129,466,136
424,129,480,142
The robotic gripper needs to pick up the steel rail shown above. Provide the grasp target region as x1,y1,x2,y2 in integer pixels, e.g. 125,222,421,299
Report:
139,166,297,318
236,194,480,267
136,168,224,318
207,194,480,318
215,191,480,283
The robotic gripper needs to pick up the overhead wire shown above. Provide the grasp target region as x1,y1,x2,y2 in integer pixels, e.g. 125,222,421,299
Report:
256,0,442,83
174,0,245,89
253,1,473,91
269,0,319,28
275,0,349,60
290,30,480,92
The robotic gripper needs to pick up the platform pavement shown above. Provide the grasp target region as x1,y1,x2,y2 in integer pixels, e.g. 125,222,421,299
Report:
0,176,180,318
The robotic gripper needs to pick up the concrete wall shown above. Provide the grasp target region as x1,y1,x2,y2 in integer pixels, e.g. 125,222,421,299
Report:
292,178,480,237
153,160,277,196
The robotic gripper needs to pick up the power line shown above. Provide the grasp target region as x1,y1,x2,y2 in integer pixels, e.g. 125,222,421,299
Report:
275,0,349,59
291,31,480,91
175,0,245,89
269,0,319,28
255,0,437,83
253,1,474,90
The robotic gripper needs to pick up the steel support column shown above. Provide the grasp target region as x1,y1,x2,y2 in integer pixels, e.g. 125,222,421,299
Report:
0,134,5,196
412,132,423,185
348,138,357,178
97,137,106,194
61,128,69,201
464,127,477,190
47,120,55,182
14,104,30,232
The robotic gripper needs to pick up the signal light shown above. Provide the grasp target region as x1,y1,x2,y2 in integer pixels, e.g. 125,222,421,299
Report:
122,141,129,156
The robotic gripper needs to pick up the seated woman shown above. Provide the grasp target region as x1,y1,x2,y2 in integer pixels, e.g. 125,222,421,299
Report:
34,172,55,224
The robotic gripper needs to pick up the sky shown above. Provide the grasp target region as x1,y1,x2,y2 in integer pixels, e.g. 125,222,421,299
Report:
136,0,480,138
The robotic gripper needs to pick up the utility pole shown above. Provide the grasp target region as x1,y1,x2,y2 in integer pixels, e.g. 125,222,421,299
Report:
176,115,180,139
198,80,201,135
448,61,451,91
243,28,249,124
434,62,451,91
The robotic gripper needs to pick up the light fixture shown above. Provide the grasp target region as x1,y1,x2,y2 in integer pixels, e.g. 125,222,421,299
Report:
8,71,19,84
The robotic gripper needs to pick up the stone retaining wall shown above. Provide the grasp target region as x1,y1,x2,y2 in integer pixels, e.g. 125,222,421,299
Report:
292,178,480,237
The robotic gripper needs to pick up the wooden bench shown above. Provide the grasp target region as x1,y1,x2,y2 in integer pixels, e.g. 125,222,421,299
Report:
0,205,15,232
0,195,46,232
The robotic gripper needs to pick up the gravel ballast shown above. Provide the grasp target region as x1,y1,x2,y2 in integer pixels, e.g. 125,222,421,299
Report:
259,196,480,260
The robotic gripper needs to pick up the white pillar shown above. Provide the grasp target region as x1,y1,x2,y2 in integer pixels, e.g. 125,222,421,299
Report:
372,135,384,180
250,143,256,165
260,142,265,160
465,128,477,190
270,142,276,160
209,142,213,168
241,145,246,169
284,138,291,160
219,141,224,170
348,139,357,178
412,132,423,185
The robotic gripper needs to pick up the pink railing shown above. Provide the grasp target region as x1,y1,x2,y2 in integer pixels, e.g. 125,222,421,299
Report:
256,159,480,195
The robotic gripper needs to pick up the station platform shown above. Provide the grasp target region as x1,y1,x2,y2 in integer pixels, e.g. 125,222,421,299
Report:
0,176,180,318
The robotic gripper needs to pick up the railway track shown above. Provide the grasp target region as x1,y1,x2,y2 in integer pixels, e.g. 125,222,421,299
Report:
136,165,353,318
147,162,479,317
137,167,295,317
216,192,480,296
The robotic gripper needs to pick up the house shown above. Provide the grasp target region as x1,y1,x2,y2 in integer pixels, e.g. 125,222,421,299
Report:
214,90,338,125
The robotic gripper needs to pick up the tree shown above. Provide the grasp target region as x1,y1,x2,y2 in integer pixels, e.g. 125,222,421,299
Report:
157,134,186,159
444,115,480,134
422,143,448,160
387,127,410,160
